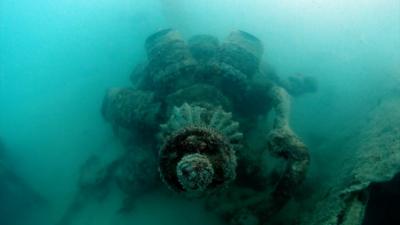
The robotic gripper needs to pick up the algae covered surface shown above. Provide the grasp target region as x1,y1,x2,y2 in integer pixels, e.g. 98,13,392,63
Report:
0,1,399,225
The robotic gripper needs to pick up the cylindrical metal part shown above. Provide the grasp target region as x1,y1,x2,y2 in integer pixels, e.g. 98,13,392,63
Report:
143,29,197,93
219,30,264,76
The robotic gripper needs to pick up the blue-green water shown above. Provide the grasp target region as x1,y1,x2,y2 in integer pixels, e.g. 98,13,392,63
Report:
0,1,399,225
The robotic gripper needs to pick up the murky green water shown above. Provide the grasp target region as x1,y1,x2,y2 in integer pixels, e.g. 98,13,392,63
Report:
0,1,399,225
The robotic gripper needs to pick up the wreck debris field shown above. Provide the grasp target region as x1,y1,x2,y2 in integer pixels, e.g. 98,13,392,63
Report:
0,1,399,225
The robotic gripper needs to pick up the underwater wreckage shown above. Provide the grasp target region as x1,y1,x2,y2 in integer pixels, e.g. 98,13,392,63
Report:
59,29,320,225
58,29,400,225
298,87,400,225
102,29,316,224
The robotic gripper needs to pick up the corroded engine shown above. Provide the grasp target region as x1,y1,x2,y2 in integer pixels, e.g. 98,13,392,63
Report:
99,29,313,225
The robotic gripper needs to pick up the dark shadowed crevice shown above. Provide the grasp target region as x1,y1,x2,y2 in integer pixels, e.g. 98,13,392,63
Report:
362,172,400,225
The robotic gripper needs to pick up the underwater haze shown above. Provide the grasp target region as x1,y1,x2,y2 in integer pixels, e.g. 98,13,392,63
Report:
0,0,399,225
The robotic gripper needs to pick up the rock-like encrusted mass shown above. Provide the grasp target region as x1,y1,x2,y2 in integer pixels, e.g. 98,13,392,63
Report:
176,153,215,193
